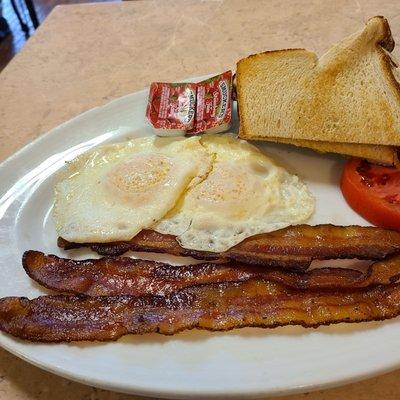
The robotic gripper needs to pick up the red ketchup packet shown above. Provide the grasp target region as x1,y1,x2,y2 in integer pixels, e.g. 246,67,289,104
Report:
188,71,233,135
146,82,196,136
146,71,232,136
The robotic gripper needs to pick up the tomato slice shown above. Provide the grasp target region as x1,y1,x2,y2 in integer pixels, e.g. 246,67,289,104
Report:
341,158,400,230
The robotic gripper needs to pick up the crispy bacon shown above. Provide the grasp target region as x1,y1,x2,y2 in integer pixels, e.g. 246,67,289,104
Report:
23,251,400,296
58,225,400,270
2,279,400,342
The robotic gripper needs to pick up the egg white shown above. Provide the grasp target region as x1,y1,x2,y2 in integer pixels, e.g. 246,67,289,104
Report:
154,134,315,252
53,136,212,243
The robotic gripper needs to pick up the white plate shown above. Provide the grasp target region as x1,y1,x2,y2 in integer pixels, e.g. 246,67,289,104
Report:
1,82,400,399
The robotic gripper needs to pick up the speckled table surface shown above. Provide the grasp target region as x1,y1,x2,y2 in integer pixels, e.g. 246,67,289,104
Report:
1,0,400,398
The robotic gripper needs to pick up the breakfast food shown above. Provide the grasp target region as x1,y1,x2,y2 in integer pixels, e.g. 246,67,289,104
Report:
4,16,400,347
154,134,315,252
54,134,315,252
23,251,400,296
341,158,400,230
2,222,400,342
271,139,400,167
236,16,400,165
58,224,400,267
3,278,400,342
53,136,212,243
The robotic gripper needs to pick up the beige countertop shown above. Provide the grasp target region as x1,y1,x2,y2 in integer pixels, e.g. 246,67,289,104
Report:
1,0,400,398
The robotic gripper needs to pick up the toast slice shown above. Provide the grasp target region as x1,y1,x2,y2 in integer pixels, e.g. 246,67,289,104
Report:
237,16,400,146
266,137,399,166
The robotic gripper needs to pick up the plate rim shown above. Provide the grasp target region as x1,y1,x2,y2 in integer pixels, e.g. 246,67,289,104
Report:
1,328,400,399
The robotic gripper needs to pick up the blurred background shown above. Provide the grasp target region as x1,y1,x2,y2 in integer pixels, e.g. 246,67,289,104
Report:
0,0,112,71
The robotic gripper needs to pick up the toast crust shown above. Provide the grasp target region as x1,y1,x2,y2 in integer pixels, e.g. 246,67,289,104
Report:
261,137,399,166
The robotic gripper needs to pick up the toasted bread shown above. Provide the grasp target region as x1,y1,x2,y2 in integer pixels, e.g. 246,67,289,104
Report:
237,16,400,146
266,137,398,166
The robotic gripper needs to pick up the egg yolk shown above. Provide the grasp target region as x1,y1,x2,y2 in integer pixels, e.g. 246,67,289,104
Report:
187,163,267,217
105,153,172,202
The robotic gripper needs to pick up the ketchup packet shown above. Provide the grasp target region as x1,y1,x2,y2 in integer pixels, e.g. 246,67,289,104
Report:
146,82,196,136
146,71,232,136
188,71,233,135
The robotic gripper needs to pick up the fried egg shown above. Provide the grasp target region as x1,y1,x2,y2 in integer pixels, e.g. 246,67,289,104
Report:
154,134,315,252
53,136,212,243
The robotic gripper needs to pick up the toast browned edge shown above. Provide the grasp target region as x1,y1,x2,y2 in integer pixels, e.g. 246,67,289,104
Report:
236,17,400,148
377,16,400,106
261,137,400,166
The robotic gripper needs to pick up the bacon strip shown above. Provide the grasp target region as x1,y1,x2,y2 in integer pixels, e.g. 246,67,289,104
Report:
58,225,400,270
23,251,400,296
2,279,400,342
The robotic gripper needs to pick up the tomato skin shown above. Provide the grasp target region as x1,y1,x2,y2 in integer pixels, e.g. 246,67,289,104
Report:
341,158,400,231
